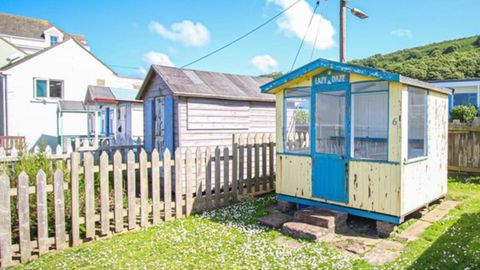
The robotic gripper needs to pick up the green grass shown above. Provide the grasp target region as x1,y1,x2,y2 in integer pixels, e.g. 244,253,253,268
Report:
15,177,480,269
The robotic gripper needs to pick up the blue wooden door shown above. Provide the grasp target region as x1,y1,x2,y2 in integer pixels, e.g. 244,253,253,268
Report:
311,80,350,203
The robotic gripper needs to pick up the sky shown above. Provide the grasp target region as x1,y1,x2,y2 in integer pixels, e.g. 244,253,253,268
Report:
2,0,479,78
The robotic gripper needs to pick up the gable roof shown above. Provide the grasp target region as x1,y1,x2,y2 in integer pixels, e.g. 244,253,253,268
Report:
261,58,451,95
0,13,54,40
86,85,142,104
0,38,117,74
137,65,274,102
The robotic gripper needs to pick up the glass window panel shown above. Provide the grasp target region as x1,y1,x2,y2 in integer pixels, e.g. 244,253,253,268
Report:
315,91,345,155
284,93,310,154
49,80,63,98
408,87,427,159
453,93,477,107
352,92,388,160
351,81,388,92
35,80,47,97
285,87,310,97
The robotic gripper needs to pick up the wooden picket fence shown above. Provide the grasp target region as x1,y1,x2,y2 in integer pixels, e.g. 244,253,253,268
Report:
448,125,480,175
0,133,276,267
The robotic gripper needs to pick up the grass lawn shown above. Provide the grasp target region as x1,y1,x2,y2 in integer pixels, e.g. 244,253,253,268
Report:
15,177,480,269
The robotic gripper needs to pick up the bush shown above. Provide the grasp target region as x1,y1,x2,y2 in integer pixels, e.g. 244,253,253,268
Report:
443,43,460,54
451,105,478,123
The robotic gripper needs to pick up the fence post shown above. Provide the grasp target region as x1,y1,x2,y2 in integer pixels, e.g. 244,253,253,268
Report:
231,135,238,202
84,152,95,239
70,152,80,246
254,133,260,192
239,135,245,195
269,133,275,190
223,147,230,205
114,151,124,233
36,170,48,255
163,149,172,221
151,149,161,225
127,150,136,230
195,147,203,211
18,172,31,262
247,135,253,193
262,133,268,191
54,169,66,250
100,151,110,235
175,148,183,218
0,172,12,267
214,147,221,207
140,149,148,227
205,147,212,208
185,148,194,216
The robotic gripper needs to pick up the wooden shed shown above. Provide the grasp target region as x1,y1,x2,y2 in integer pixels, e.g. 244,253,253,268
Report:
137,65,275,153
261,58,451,224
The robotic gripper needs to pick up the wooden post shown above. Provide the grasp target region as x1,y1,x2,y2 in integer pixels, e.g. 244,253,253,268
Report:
99,151,110,235
269,134,275,190
70,152,80,246
114,151,124,233
195,147,203,211
127,150,136,230
84,152,95,239
36,170,48,255
54,169,66,250
232,136,238,202
247,135,253,193
262,133,268,191
175,148,183,218
140,149,148,227
238,135,245,195
185,148,193,216
223,147,229,205
151,149,161,224
0,172,12,267
205,147,212,208
18,172,31,262
163,149,172,221
254,133,260,192
214,147,221,207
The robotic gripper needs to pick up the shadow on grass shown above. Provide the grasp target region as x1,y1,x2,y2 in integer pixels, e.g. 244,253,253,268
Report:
408,211,480,270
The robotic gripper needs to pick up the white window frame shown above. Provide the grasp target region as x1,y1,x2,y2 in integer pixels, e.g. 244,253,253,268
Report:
406,87,428,162
33,78,64,100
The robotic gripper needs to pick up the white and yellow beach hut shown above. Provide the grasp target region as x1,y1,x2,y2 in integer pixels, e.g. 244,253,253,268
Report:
261,58,451,224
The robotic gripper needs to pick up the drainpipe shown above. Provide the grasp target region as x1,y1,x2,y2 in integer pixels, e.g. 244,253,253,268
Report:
0,73,8,136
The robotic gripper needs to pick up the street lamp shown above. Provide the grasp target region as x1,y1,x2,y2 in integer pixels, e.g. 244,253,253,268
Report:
339,0,368,63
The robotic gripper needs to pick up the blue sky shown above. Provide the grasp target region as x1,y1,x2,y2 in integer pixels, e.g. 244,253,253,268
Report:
2,0,479,78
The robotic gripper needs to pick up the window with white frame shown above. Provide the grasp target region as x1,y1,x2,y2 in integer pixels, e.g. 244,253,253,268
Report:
351,81,389,160
453,92,477,107
407,87,428,159
50,36,58,46
34,79,64,99
284,88,311,154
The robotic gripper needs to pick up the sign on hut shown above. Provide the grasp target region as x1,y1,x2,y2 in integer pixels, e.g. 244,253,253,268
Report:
261,58,451,225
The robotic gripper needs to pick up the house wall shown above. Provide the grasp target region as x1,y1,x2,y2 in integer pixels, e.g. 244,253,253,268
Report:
2,39,141,148
401,90,449,215
0,38,27,68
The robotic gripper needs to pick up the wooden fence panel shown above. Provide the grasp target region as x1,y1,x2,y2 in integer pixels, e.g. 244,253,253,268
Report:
195,148,203,211
185,149,194,216
36,170,48,255
175,148,183,218
214,147,221,207
140,150,148,227
99,152,110,235
17,172,31,262
163,149,172,221
224,147,230,205
70,152,80,246
238,137,245,195
254,134,260,192
262,134,268,191
247,136,253,193
448,127,480,174
205,148,212,208
127,150,136,230
151,149,161,225
232,140,238,202
84,152,95,239
114,151,124,233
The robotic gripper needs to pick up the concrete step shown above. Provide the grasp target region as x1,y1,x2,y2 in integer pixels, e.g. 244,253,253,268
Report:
282,222,335,242
294,206,348,232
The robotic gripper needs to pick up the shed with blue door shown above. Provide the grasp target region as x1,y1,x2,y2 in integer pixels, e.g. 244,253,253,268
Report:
261,58,451,224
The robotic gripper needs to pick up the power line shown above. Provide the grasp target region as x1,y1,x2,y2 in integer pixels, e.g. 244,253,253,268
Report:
108,64,140,70
291,0,320,71
310,11,322,61
181,0,303,68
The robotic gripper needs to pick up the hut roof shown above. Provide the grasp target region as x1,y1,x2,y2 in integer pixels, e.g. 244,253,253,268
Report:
137,65,275,102
86,85,142,104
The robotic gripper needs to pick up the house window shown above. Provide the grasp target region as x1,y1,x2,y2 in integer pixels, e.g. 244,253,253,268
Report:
407,87,428,159
351,81,389,160
34,79,64,99
453,93,477,107
284,88,311,154
50,36,58,46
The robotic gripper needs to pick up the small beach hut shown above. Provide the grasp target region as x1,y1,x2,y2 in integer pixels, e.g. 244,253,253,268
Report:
261,58,451,225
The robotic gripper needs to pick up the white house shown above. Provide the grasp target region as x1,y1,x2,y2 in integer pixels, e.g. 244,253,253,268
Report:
0,36,142,149
431,79,480,112
0,13,89,55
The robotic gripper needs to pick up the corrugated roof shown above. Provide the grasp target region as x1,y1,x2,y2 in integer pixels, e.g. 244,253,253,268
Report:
58,100,94,112
87,85,141,103
139,65,274,102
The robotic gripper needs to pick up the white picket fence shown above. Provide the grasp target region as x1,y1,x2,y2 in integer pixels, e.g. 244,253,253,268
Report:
0,133,276,267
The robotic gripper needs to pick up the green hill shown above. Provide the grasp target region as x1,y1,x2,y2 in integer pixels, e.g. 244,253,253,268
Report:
350,35,480,81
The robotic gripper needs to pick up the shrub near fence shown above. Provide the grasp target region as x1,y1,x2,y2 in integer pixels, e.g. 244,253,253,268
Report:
0,133,276,267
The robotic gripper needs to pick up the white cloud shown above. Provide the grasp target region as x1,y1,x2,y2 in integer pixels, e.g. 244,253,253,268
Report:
251,54,279,73
268,0,335,50
143,51,175,67
149,20,210,47
391,29,413,39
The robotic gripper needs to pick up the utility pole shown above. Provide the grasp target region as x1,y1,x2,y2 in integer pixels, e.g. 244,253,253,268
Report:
339,0,347,63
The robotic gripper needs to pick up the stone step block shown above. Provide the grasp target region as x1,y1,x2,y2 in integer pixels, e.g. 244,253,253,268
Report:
282,222,334,242
294,206,348,231
257,213,293,229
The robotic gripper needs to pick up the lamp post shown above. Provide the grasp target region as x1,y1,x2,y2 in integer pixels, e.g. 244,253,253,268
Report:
339,0,368,63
